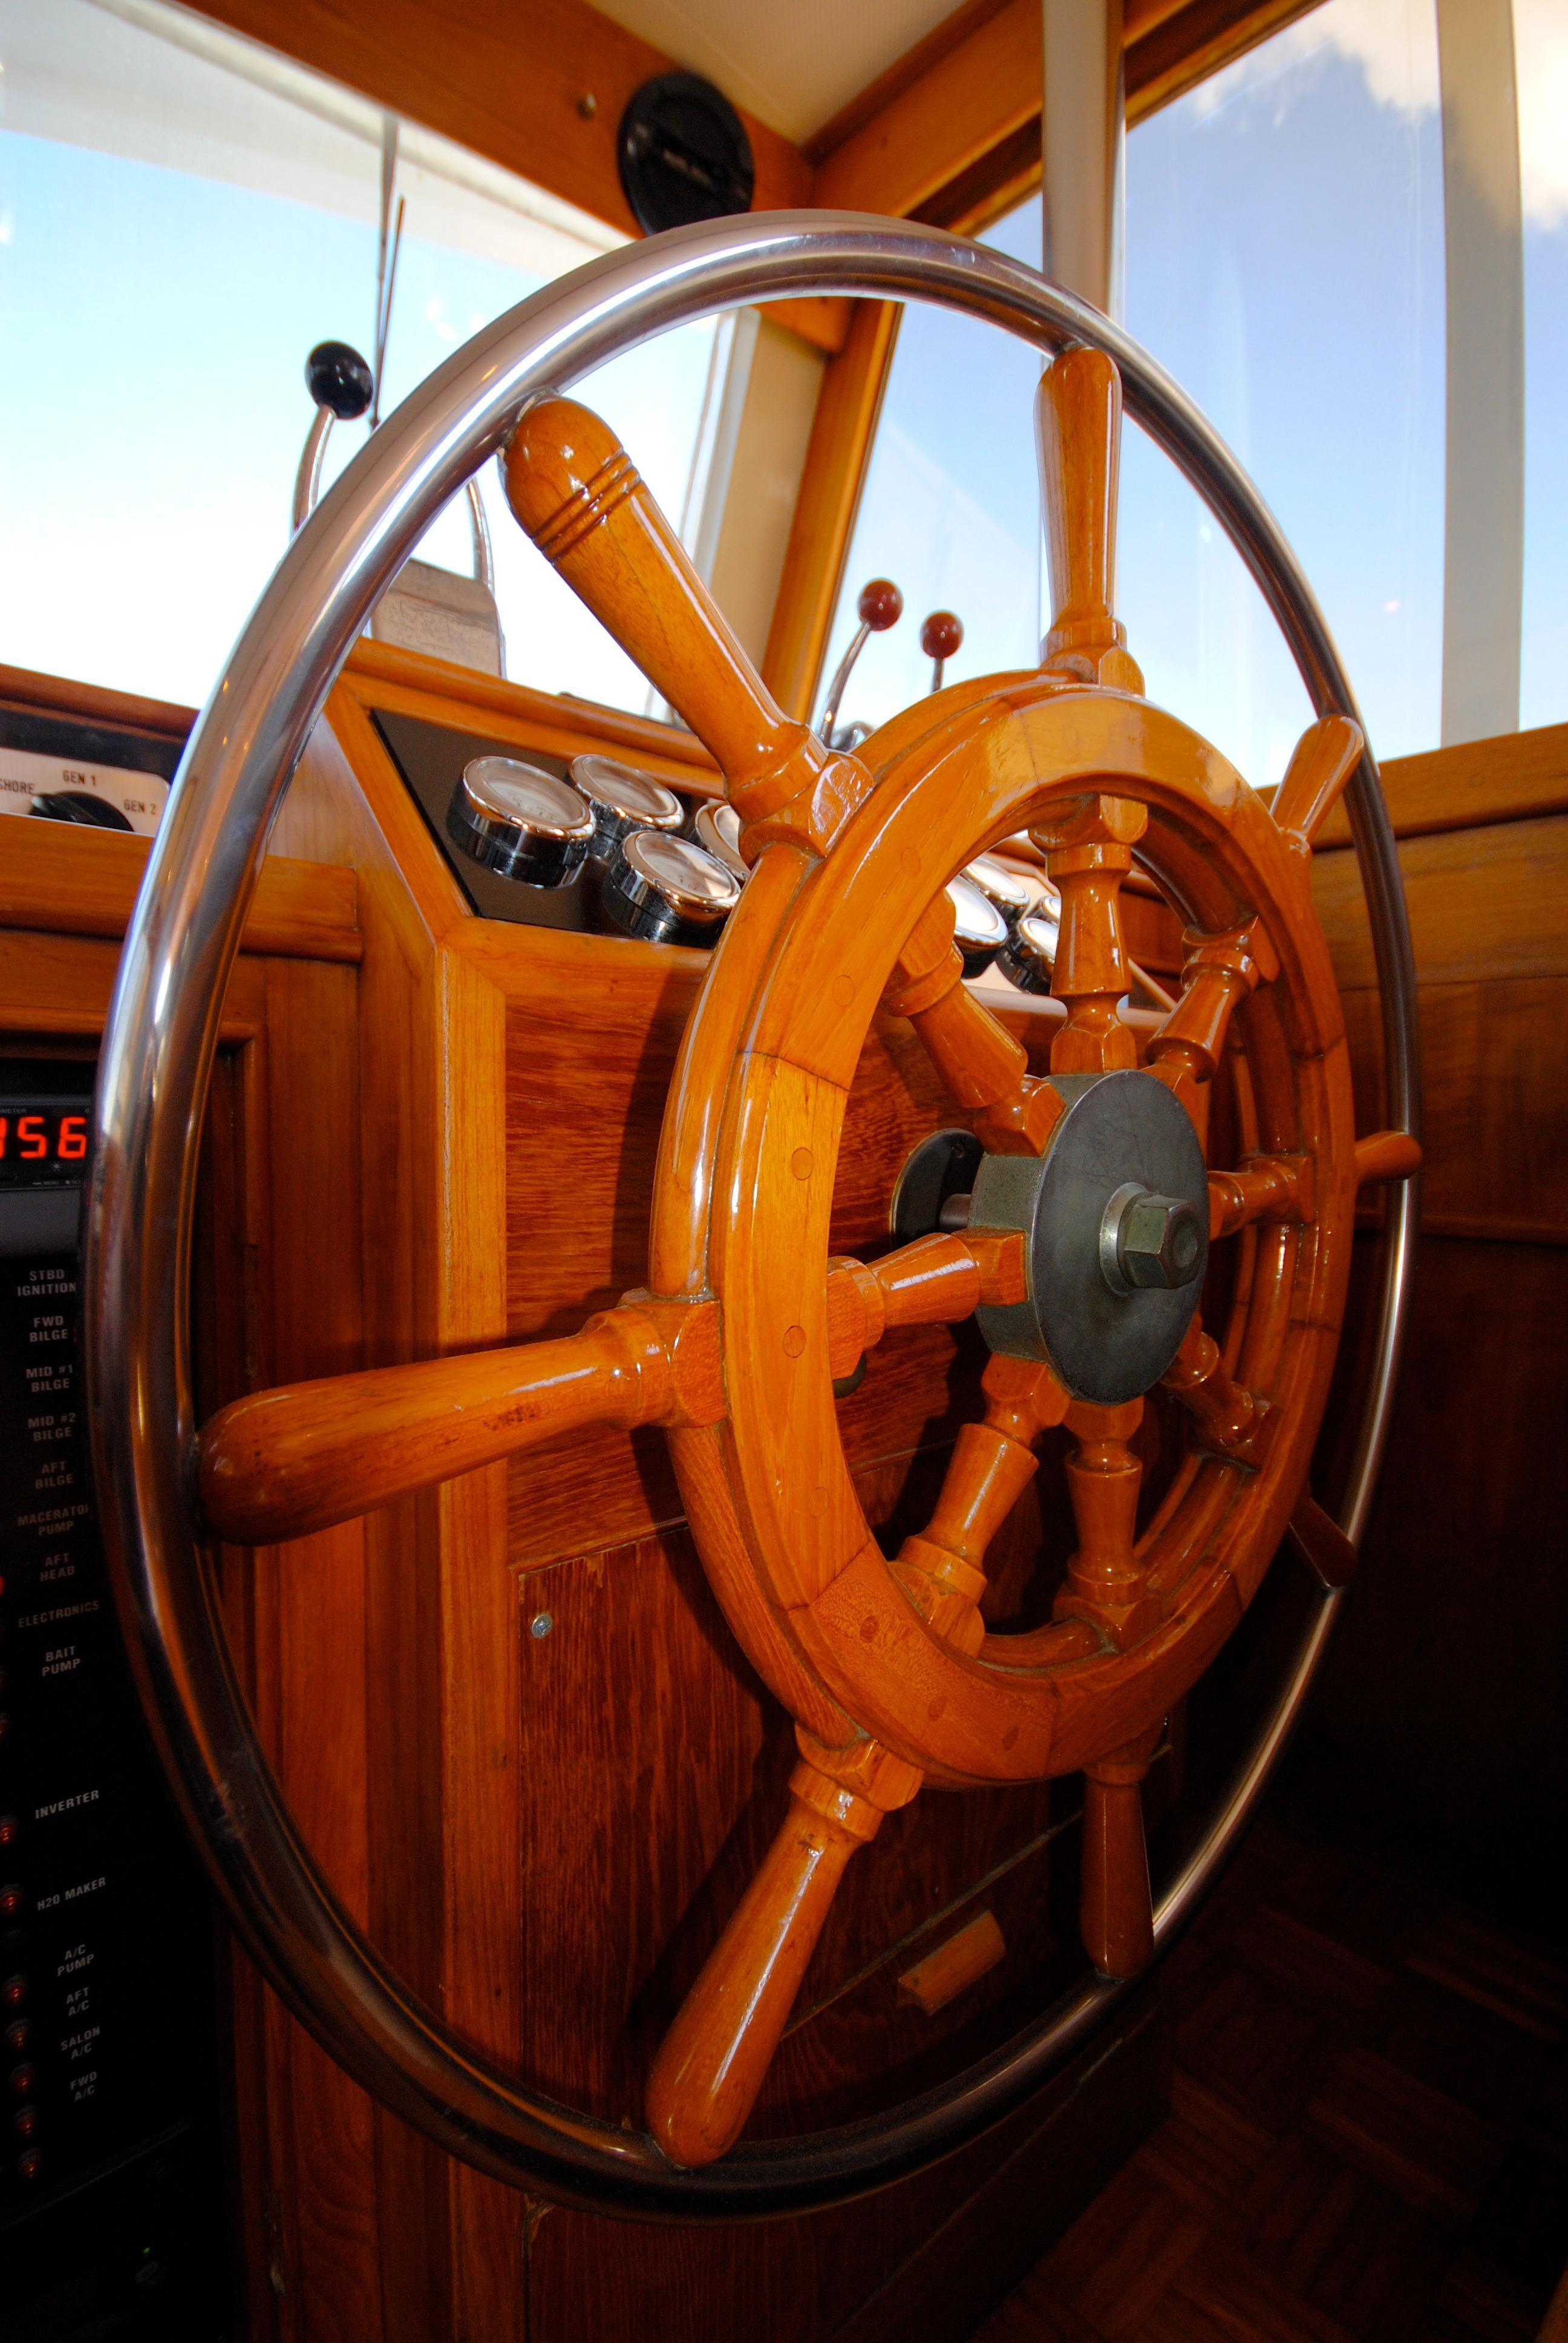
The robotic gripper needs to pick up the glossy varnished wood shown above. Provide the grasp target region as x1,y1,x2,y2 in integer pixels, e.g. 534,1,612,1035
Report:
504,398,861,848
0,820,361,960
246,658,1165,2322
1298,727,1568,1956
1314,715,1568,848
762,300,902,724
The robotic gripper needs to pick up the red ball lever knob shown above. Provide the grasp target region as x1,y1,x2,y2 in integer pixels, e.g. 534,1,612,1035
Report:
857,578,904,632
920,609,964,693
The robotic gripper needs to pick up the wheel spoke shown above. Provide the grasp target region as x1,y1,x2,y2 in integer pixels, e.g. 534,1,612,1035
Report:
504,397,863,853
826,1230,1025,1380
1207,1155,1312,1240
203,1234,1030,1548
1034,793,1148,1074
1147,919,1280,1141
884,891,1066,1153
1160,1318,1268,1462
1354,1129,1422,1187
892,1355,1070,1653
646,1731,921,2167
1285,1489,1359,1588
197,1297,722,1547
1081,1723,1162,1980
1051,1388,1162,1981
1270,714,1364,854
1036,347,1144,693
1053,1397,1152,1645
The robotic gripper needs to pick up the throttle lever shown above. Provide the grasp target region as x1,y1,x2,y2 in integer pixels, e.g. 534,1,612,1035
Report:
818,577,903,746
920,608,963,693
292,340,373,531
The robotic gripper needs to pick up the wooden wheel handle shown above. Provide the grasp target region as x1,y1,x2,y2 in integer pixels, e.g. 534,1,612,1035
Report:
648,1742,920,2168
505,398,844,833
195,1236,1025,1548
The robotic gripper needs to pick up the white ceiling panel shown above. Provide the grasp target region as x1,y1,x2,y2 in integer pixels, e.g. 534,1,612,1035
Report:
588,0,962,143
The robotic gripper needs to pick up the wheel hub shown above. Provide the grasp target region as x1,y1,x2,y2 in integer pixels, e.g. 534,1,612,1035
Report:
916,1071,1210,1405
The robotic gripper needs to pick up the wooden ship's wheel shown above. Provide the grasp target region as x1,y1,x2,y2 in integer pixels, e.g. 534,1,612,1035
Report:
85,214,1420,2215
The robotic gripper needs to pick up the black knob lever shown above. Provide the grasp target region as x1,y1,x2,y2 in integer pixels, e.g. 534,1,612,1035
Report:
293,342,374,532
305,341,373,421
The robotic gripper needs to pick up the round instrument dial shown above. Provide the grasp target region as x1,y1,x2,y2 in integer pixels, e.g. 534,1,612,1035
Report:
946,873,1009,977
603,829,740,946
996,903,1062,994
449,757,593,886
569,754,686,861
965,851,1046,931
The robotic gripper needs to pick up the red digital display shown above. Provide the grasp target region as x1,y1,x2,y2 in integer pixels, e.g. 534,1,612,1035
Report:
0,1099,93,1186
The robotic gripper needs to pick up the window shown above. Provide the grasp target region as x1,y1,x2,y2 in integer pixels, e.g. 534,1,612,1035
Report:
0,0,729,714
1121,0,1444,781
825,0,1562,784
814,199,1047,741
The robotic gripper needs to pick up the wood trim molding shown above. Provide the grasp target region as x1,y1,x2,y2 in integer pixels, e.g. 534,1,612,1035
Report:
341,639,721,785
1315,721,1568,850
809,0,1328,226
186,0,808,240
0,821,361,963
760,302,901,723
183,0,1332,270
0,663,195,745
811,0,1042,223
1125,0,1325,122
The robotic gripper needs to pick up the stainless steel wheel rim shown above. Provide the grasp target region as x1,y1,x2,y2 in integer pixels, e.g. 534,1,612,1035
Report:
84,211,1420,2219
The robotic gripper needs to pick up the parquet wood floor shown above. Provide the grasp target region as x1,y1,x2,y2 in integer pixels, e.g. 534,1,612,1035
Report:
971,1821,1567,2343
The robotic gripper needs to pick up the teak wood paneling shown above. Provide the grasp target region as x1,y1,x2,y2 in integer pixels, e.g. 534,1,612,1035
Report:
1313,811,1568,993
0,822,361,962
1311,795,1568,1244
33,642,1562,2331
1316,716,1568,849
0,661,195,741
257,658,1170,2336
1303,726,1568,1934
4,729,424,2341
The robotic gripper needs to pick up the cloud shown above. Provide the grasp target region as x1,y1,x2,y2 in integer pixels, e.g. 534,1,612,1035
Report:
1195,0,1566,231
1295,0,1440,114
1515,0,1568,229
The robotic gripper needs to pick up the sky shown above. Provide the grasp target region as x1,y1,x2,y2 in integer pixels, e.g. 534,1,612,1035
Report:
0,0,1563,780
0,0,719,715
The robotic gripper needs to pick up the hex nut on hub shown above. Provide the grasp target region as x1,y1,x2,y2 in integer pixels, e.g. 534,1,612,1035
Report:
1100,1183,1206,1295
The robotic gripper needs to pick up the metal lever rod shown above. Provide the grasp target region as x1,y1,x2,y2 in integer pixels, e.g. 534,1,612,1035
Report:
818,577,903,742
921,609,964,693
292,341,374,532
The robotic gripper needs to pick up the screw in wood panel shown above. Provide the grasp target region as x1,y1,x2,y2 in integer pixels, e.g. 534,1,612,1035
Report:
529,1611,554,1640
897,1907,1006,2017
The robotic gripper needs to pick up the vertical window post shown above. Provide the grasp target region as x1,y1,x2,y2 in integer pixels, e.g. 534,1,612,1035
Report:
1436,0,1525,745
1041,0,1126,315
